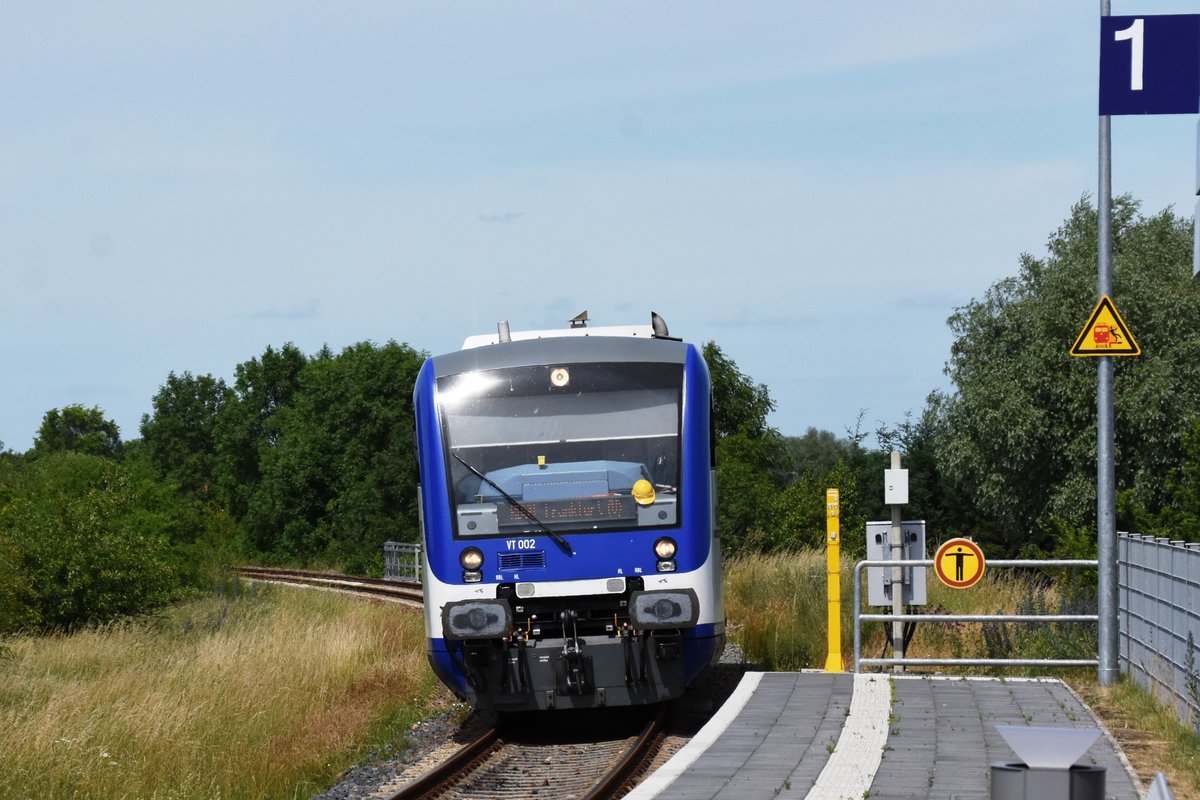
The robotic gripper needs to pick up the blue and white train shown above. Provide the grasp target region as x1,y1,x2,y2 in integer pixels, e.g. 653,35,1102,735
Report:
413,314,725,711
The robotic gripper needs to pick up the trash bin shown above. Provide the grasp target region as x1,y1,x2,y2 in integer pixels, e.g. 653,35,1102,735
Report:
990,725,1106,800
990,761,1105,800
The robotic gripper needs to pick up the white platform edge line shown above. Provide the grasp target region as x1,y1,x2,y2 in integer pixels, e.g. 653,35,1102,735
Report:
623,671,766,800
803,674,891,800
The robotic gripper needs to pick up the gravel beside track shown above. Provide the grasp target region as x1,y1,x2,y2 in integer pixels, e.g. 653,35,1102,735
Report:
312,644,753,800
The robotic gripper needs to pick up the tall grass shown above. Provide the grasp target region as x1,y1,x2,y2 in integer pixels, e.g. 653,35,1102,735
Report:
723,550,851,671
0,584,437,800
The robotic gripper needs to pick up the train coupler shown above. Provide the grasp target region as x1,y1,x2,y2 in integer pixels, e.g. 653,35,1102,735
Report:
555,637,593,695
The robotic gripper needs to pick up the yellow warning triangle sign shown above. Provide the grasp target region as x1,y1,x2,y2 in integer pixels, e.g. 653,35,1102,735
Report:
1071,295,1140,357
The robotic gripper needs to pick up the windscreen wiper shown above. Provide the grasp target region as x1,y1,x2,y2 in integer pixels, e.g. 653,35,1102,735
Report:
452,453,575,556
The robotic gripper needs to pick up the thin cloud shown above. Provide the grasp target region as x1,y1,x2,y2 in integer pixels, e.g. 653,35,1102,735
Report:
708,306,818,329
892,292,961,312
478,212,523,224
251,300,320,320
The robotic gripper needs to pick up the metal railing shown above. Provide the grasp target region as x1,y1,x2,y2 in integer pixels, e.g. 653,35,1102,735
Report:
853,558,1099,672
1119,533,1200,729
384,541,422,583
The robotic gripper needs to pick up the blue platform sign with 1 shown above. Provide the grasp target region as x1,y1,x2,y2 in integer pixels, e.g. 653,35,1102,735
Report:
1099,15,1200,115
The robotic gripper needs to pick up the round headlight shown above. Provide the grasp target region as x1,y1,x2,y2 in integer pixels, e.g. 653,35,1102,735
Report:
654,537,677,560
460,547,484,570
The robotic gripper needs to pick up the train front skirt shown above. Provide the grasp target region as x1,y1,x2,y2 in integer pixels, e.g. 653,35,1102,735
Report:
429,624,724,711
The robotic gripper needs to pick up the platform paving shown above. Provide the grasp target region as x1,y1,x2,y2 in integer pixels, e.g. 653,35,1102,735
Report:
627,672,1144,800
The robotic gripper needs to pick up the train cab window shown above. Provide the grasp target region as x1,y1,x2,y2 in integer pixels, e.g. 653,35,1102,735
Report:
437,362,683,537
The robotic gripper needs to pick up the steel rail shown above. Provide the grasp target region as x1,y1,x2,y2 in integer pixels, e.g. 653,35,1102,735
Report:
581,706,668,800
235,566,424,604
384,726,502,800
384,709,665,800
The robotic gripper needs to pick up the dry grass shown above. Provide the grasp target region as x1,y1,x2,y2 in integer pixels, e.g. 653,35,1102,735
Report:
1074,680,1200,800
723,550,834,671
0,584,436,800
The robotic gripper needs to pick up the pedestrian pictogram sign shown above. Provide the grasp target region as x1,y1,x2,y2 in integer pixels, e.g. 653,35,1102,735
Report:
1070,295,1141,357
934,537,985,589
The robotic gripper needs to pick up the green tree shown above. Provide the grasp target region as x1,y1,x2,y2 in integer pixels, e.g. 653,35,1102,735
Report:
782,428,852,479
876,402,986,543
934,196,1200,555
31,405,122,459
703,342,787,552
240,341,426,571
140,371,231,498
0,454,185,630
1145,417,1200,537
215,343,308,518
706,342,775,439
770,459,869,557
0,455,33,631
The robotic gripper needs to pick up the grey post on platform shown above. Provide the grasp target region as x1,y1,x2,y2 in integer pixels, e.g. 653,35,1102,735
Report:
885,451,908,673
1097,0,1118,688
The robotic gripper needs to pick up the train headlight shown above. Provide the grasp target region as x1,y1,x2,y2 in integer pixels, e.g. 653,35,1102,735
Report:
442,600,512,640
654,537,677,572
460,547,484,570
460,547,484,582
629,589,699,630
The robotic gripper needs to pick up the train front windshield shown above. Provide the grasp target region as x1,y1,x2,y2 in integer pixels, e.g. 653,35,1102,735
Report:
437,361,683,537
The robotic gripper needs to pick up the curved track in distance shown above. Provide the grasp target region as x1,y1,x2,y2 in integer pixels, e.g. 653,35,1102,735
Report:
236,565,424,607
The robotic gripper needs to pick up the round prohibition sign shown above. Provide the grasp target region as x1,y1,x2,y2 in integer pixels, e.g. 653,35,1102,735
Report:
934,537,986,589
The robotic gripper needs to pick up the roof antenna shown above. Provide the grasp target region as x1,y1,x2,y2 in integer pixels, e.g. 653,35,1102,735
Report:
570,310,588,329
497,320,512,343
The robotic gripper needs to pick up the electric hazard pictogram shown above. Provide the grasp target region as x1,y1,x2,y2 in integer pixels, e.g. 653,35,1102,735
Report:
934,537,986,589
1071,295,1141,356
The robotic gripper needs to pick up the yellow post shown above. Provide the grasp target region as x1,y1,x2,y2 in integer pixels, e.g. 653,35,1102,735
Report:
824,488,845,672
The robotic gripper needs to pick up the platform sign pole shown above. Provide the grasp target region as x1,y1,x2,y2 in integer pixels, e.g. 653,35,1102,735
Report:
1096,6,1200,687
1097,0,1118,688
884,452,908,674
824,488,844,672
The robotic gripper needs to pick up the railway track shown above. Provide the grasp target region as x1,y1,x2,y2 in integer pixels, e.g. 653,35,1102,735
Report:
235,565,424,606
386,707,667,800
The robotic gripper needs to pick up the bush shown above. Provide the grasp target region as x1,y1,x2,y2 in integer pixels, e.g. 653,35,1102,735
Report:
0,453,195,631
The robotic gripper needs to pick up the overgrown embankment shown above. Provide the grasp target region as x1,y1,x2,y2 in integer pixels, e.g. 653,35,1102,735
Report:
0,584,438,800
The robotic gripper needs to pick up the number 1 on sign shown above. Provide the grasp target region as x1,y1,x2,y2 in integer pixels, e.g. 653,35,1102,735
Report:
1114,18,1145,91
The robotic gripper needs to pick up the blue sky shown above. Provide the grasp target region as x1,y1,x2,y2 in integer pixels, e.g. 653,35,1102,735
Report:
2,2,1198,451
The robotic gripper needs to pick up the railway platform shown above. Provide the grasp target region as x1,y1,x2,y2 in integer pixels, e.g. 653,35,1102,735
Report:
627,671,1143,800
